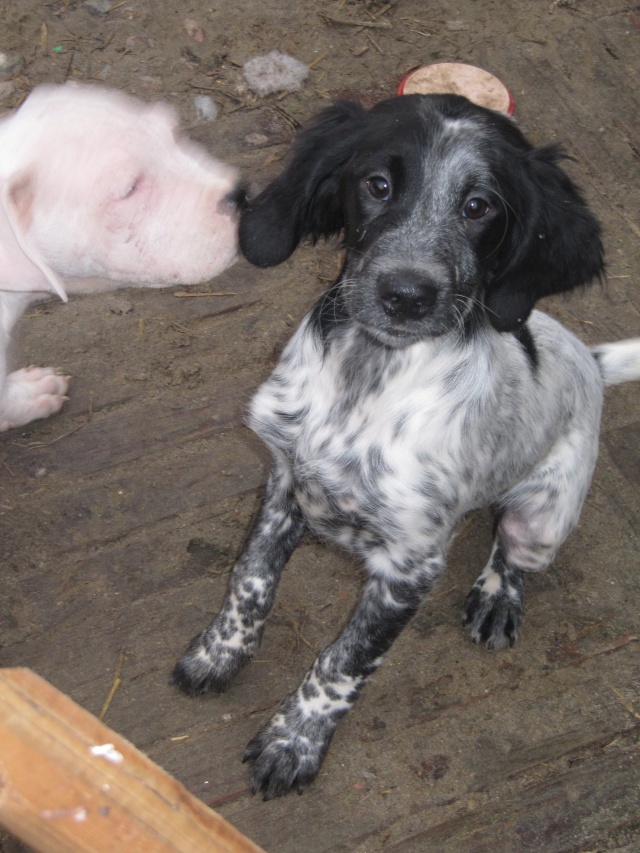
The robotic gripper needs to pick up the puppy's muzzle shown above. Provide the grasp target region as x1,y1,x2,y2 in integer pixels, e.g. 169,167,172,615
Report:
378,271,439,322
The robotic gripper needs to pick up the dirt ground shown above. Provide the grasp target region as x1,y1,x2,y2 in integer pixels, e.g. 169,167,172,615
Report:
1,1,639,851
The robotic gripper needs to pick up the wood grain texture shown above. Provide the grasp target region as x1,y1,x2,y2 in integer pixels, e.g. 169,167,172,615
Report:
0,669,264,853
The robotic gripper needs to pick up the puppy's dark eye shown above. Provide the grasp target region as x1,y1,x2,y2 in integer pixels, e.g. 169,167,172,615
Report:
463,197,490,220
367,176,391,202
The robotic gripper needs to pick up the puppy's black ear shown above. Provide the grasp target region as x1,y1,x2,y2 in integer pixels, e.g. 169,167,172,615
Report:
485,145,604,332
239,101,367,268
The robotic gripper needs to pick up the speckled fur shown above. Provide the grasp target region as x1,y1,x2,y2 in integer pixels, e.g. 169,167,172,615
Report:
173,95,640,798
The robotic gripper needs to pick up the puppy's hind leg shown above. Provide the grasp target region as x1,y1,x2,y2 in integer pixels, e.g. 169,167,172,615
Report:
463,430,599,649
172,455,305,695
462,542,524,649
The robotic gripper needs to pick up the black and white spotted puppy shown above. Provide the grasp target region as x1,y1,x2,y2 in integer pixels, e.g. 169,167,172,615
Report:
173,94,640,799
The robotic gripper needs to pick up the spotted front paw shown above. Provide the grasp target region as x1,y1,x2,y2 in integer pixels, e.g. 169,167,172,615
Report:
462,564,524,649
171,631,256,695
244,693,336,800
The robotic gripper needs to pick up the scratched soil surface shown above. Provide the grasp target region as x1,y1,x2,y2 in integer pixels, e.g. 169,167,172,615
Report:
0,1,639,851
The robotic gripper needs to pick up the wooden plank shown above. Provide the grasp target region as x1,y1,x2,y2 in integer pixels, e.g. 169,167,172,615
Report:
0,668,265,853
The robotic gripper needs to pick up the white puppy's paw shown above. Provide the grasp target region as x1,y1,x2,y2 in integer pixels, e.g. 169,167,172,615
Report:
0,367,70,432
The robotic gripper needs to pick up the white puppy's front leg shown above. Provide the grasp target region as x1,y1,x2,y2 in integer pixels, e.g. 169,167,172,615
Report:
0,366,70,432
0,294,70,432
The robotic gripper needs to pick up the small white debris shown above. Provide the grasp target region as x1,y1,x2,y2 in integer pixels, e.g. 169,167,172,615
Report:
244,132,269,146
41,807,87,822
0,51,24,78
194,95,218,121
184,19,205,42
90,743,124,764
445,19,469,31
83,0,113,14
243,51,309,96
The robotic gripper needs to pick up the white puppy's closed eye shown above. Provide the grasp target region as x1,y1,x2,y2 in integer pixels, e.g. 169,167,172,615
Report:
0,82,243,431
116,176,143,201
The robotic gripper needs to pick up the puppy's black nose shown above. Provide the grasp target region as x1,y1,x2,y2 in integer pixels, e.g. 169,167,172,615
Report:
222,186,247,212
378,271,438,321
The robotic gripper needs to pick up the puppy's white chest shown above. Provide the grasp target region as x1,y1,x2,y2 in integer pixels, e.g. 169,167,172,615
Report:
249,324,466,547
251,326,420,464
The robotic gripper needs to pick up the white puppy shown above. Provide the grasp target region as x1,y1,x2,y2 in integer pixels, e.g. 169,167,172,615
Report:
0,83,241,432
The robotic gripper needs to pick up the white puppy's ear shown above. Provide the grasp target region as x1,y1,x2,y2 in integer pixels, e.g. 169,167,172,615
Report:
0,175,68,301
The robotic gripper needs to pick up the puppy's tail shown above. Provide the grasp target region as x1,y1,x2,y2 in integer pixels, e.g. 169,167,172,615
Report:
592,339,640,386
